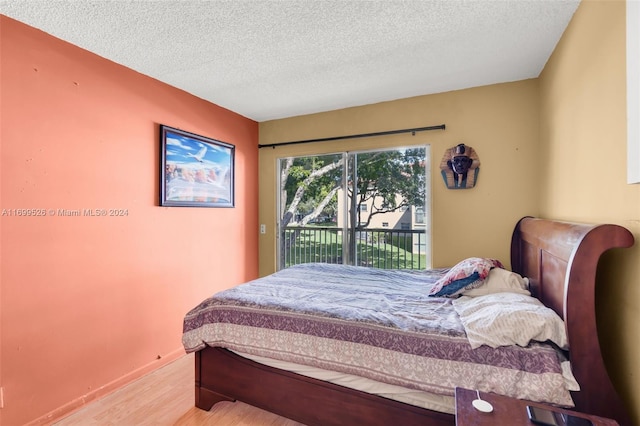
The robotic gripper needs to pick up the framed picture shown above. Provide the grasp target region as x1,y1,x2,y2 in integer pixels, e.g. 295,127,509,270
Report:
160,125,235,207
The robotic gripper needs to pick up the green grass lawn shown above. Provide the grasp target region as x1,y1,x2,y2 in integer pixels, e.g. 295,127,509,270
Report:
283,227,427,269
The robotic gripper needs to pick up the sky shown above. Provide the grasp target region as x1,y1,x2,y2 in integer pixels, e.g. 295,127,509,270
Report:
164,129,232,170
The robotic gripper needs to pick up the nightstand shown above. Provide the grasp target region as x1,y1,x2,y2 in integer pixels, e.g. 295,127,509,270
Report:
454,387,619,426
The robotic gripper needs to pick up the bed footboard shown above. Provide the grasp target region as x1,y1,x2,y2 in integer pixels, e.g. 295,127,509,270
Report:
195,387,234,411
195,347,455,426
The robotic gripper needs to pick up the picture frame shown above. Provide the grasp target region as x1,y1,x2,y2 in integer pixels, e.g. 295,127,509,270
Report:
160,125,235,207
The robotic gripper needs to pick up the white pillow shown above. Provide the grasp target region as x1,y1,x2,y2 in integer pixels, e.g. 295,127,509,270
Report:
453,292,568,350
461,267,530,297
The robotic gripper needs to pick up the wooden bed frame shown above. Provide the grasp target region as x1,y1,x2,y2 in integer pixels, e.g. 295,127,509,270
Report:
192,217,634,426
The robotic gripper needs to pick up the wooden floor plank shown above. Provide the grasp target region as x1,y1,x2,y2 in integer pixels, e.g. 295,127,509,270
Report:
53,353,306,426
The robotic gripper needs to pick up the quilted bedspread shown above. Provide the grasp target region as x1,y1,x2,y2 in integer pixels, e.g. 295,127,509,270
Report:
182,263,575,407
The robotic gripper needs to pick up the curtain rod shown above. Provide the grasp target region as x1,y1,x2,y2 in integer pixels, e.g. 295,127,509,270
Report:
258,124,446,149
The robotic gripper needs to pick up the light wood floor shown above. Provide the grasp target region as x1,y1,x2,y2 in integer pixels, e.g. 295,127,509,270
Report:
53,353,305,426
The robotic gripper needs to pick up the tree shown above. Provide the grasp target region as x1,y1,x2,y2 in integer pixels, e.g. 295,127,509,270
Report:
280,154,343,229
280,148,425,230
349,148,425,229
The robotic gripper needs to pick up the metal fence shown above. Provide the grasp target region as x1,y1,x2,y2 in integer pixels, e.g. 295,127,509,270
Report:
282,226,427,270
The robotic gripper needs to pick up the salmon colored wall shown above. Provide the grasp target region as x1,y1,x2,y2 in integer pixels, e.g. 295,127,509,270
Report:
539,1,640,423
258,80,540,276
0,17,259,425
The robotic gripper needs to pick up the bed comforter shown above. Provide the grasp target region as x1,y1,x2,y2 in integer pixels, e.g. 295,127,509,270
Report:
182,263,574,406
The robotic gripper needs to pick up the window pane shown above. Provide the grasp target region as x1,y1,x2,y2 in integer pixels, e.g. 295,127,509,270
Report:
277,146,430,270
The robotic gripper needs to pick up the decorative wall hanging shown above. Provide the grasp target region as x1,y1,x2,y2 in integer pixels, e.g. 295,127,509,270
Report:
160,125,235,207
439,143,480,189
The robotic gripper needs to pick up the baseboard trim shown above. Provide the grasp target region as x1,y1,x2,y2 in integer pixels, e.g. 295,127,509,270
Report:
26,347,186,426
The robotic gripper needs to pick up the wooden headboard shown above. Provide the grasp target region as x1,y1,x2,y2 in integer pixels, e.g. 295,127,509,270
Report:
510,217,634,425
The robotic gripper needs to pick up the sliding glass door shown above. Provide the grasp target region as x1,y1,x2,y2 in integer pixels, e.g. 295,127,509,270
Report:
277,146,430,270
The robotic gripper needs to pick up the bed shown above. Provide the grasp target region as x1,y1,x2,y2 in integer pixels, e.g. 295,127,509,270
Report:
182,217,634,426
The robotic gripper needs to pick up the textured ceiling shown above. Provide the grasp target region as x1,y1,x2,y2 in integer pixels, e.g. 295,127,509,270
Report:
1,0,580,122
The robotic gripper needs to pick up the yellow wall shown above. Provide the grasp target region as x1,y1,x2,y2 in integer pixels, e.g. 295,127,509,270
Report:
258,80,540,275
259,2,640,422
539,0,640,422
259,1,639,422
